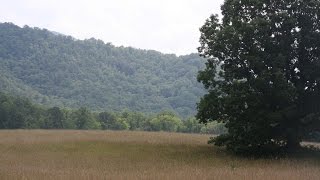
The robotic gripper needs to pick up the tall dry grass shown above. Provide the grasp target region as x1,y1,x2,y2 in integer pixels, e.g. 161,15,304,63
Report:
0,130,319,180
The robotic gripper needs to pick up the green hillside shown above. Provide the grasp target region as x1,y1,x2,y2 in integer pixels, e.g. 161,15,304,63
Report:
0,22,205,117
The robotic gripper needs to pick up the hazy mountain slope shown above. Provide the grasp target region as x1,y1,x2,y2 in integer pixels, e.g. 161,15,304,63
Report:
0,22,205,117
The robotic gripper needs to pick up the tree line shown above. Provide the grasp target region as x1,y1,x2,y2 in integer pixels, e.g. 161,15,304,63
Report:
0,92,226,134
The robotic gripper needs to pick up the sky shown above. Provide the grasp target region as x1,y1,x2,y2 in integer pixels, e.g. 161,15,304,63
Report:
0,0,224,55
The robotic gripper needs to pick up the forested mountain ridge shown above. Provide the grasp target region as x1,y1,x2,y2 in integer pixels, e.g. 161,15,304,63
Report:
0,22,205,117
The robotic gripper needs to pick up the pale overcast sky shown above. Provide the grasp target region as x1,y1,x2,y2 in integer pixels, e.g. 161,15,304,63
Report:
0,0,224,55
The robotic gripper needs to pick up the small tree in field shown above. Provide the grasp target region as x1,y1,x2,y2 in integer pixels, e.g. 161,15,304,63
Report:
197,0,320,154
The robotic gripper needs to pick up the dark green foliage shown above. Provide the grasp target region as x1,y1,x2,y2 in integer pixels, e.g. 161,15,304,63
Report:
119,111,147,131
0,93,225,133
197,0,320,154
98,111,117,130
181,117,203,133
73,107,100,129
45,107,65,129
0,23,205,117
0,92,44,129
98,111,128,130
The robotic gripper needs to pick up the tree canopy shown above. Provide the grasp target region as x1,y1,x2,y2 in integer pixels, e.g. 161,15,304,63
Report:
0,22,205,118
197,0,320,154
0,92,229,134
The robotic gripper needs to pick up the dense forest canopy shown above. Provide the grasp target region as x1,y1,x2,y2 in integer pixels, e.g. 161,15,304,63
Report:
0,22,206,118
197,0,320,154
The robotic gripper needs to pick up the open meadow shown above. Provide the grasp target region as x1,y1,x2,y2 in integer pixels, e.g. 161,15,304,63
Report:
0,130,319,180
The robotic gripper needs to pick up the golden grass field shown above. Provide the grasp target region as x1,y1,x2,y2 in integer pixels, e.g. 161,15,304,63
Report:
0,130,319,180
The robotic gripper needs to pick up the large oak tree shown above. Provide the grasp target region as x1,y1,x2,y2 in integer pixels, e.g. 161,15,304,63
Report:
197,0,320,153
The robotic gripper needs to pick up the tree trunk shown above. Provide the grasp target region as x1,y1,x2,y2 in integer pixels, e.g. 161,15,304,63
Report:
286,131,301,152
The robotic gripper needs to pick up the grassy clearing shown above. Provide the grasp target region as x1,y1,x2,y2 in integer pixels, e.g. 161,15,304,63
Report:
0,130,319,180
